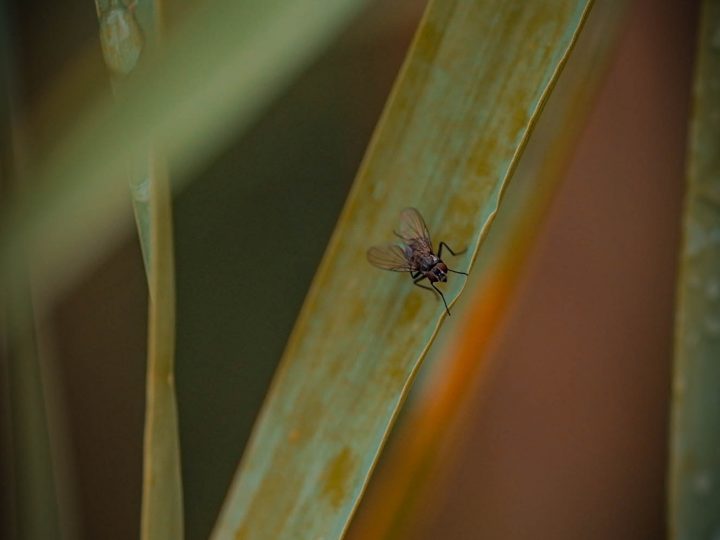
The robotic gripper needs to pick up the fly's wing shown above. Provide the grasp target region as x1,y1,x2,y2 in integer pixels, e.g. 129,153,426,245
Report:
396,207,433,251
367,244,413,272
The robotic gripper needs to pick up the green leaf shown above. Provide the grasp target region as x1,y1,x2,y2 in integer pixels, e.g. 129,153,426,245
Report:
141,152,183,540
346,1,630,537
211,1,592,538
670,1,720,537
92,2,184,537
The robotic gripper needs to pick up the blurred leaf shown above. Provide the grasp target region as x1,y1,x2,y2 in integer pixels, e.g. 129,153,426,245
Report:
2,283,62,540
346,2,631,537
141,151,183,540
0,0,370,303
94,0,166,280
92,2,184,538
0,4,62,538
94,0,153,277
670,0,720,537
210,1,592,538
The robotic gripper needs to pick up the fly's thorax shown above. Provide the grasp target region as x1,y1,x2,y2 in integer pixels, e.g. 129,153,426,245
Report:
418,254,440,272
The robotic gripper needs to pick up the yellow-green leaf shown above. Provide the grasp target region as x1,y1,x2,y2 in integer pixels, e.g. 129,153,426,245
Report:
92,2,183,538
141,151,183,540
346,1,630,537
211,1,592,538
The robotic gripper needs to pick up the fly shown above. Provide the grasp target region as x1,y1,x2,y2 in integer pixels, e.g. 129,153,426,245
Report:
367,207,468,315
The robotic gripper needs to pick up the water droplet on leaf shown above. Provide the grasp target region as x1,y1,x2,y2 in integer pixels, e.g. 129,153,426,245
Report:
99,5,143,75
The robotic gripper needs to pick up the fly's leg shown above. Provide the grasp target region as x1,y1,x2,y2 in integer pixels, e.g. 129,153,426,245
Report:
438,241,466,258
438,241,469,277
412,273,435,294
413,273,451,315
431,282,451,316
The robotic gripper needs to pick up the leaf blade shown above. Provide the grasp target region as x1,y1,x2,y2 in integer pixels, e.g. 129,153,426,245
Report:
141,151,183,540
211,1,593,538
346,1,631,536
669,1,720,537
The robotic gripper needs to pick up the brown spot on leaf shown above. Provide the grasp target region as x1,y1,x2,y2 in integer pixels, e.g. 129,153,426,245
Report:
287,427,302,444
234,524,247,540
321,447,357,509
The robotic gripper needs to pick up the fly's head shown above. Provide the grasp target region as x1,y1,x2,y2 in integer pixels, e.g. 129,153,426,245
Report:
432,261,448,282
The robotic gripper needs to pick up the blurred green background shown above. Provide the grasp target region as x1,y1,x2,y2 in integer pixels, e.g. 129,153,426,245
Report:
2,0,426,538
0,0,705,539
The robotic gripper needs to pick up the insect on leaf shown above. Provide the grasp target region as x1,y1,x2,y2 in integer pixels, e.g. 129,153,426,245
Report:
211,1,593,539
